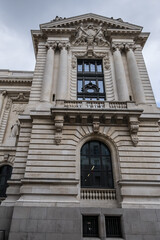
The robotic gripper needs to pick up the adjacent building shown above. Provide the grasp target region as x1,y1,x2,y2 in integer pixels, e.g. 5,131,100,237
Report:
0,13,160,240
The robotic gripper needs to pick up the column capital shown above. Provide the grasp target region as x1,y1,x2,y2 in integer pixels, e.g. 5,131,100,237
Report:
124,43,136,52
57,41,70,51
1,90,7,96
111,43,124,52
45,41,57,50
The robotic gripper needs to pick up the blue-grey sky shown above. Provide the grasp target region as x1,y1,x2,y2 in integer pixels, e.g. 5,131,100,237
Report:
0,0,159,106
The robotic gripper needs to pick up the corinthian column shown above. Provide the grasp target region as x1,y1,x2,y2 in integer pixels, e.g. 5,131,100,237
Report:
125,44,145,104
41,42,57,102
112,44,129,101
56,42,69,100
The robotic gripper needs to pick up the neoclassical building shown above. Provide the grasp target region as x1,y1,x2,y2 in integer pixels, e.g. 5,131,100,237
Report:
0,13,160,240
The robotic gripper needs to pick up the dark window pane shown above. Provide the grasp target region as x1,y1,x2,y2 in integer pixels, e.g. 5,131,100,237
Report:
91,156,101,167
83,216,99,237
84,62,89,72
98,81,104,93
81,156,89,165
81,143,89,155
78,63,82,72
97,62,102,72
85,80,90,85
78,80,83,92
90,141,100,155
101,144,110,155
90,63,95,72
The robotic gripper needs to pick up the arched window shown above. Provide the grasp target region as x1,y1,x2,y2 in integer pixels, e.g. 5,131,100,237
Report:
0,165,12,198
81,141,114,188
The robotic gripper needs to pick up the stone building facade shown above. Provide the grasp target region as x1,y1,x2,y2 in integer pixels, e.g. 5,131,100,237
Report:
0,13,160,240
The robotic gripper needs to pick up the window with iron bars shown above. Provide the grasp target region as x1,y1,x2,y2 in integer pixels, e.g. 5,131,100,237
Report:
105,216,122,238
83,215,99,238
77,59,105,101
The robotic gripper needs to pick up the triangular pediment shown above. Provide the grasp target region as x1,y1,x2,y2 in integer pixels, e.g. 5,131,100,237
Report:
40,13,143,31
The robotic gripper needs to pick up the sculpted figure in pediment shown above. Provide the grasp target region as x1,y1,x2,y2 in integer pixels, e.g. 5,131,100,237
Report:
95,23,108,46
73,22,108,46
73,23,88,45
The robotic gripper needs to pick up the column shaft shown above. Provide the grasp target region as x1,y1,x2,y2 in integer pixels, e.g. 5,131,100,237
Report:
56,46,68,100
113,49,129,101
0,91,6,119
126,49,145,104
41,46,55,102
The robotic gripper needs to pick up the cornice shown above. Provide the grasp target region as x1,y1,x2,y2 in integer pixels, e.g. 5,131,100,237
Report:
40,13,143,31
107,28,141,35
0,78,32,84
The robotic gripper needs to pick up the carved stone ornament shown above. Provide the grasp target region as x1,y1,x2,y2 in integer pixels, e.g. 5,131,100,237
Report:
129,117,139,146
72,51,110,70
103,53,110,70
111,43,136,53
111,43,125,52
54,115,64,145
45,41,57,50
11,120,20,138
93,116,100,133
73,23,109,47
4,154,15,166
57,41,70,51
11,93,29,102
5,98,12,110
124,43,136,52
12,104,26,114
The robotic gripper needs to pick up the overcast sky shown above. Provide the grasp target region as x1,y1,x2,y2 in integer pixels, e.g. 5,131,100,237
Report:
0,0,159,106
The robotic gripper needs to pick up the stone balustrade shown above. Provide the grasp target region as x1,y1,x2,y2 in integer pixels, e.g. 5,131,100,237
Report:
109,101,127,109
81,188,116,200
64,100,128,109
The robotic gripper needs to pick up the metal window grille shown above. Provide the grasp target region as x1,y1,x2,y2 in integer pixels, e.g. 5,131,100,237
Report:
0,230,5,240
83,216,99,237
105,216,122,238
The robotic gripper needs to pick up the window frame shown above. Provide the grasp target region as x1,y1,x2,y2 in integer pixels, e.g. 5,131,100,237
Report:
77,59,106,101
81,141,114,189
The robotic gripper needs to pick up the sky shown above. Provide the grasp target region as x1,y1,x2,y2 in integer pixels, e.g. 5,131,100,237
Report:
0,0,160,106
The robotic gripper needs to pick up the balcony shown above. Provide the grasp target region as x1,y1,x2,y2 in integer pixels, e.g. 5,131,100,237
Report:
64,100,128,109
81,188,116,200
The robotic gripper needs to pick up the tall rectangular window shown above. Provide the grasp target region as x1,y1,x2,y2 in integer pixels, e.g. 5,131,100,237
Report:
77,59,105,101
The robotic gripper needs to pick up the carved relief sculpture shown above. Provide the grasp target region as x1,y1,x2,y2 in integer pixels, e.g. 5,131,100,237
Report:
73,23,109,47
